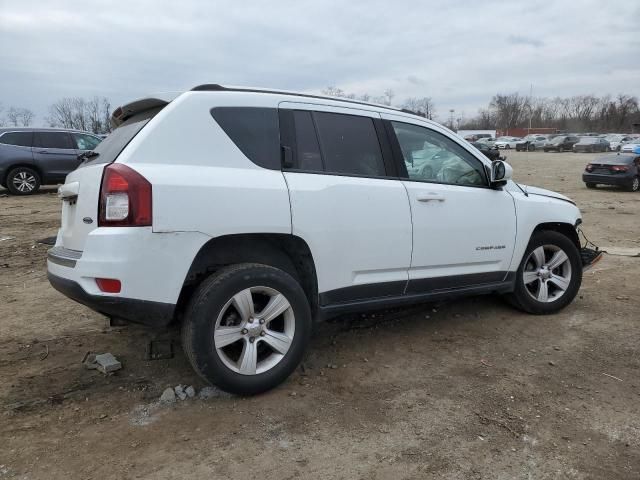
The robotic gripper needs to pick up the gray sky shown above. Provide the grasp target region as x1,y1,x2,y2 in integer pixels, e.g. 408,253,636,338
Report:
1,0,639,124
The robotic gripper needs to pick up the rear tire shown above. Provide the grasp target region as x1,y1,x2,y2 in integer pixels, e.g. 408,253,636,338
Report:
585,182,596,189
528,144,536,152
6,167,40,195
181,263,312,395
629,176,640,192
507,231,582,315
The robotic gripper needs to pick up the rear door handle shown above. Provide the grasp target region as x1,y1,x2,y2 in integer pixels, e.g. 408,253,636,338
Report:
417,193,445,202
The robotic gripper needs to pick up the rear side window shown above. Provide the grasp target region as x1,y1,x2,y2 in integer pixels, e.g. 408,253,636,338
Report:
73,133,101,150
211,107,280,170
313,112,385,177
0,131,33,147
34,131,75,149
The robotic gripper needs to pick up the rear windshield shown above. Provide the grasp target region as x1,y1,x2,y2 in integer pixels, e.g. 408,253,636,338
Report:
82,107,162,166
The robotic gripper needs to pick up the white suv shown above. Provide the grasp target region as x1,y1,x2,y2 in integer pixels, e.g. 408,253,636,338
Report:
48,85,595,394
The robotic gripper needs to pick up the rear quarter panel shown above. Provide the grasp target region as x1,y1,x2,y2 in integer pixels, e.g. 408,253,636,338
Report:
116,92,292,237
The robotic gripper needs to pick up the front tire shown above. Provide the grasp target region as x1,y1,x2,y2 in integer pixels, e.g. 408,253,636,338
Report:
528,144,536,152
629,176,640,192
181,263,312,395
507,231,582,315
585,182,596,189
6,167,41,195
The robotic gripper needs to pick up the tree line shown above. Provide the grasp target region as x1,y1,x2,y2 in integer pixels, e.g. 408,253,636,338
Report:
459,93,640,133
0,97,112,134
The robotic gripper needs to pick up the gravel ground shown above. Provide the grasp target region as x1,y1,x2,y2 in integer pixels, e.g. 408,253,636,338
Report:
1,150,639,479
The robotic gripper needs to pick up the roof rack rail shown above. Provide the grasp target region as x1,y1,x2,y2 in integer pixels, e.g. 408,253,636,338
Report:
191,84,406,113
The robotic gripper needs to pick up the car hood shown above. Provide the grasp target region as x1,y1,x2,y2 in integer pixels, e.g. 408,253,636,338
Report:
519,184,575,204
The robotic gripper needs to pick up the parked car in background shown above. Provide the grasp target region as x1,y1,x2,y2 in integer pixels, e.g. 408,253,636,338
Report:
477,137,496,147
606,134,634,151
0,128,103,195
573,137,609,153
494,136,521,149
543,135,580,152
47,84,594,394
620,138,640,153
515,135,548,152
470,141,503,161
583,153,640,191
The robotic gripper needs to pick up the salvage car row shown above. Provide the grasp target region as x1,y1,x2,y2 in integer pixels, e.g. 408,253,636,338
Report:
468,133,640,153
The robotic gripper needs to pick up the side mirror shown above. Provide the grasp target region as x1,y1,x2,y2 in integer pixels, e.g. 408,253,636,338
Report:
490,160,512,187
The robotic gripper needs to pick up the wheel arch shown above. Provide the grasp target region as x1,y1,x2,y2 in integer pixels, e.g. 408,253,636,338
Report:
4,163,43,184
531,222,580,251
176,233,319,319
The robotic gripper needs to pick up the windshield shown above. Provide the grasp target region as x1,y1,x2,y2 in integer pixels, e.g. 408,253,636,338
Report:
551,136,566,144
82,107,162,166
578,137,598,144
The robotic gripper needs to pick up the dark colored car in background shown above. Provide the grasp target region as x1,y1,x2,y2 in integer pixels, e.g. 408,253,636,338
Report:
0,128,102,195
543,135,580,152
470,141,503,161
583,153,640,191
573,137,609,153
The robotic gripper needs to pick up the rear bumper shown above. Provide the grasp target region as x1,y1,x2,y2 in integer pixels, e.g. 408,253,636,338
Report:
582,173,634,186
48,272,175,327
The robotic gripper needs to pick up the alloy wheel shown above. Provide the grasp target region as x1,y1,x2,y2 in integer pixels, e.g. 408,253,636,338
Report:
12,171,37,193
523,245,572,303
213,286,295,375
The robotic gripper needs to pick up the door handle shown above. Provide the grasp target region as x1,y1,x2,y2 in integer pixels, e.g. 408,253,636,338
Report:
417,193,445,202
37,150,48,153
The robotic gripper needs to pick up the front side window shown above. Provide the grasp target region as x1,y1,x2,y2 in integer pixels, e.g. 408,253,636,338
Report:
73,133,101,150
313,112,385,177
34,131,75,149
211,107,280,170
0,131,33,147
392,121,486,187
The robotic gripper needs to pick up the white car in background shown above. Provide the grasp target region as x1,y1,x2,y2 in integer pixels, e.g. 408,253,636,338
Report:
606,134,634,152
620,138,640,153
494,136,521,149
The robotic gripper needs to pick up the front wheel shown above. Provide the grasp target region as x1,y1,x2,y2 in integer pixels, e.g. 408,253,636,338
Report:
505,144,511,149
182,263,312,395
507,231,582,314
585,182,596,189
528,144,536,152
629,176,640,192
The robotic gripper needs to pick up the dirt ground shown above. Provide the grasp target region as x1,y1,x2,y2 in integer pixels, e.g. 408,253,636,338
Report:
1,150,639,479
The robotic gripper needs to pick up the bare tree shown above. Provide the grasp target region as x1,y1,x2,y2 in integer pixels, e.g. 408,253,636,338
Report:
402,97,435,120
47,96,111,133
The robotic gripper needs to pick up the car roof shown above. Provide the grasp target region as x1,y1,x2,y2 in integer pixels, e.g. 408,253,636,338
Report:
0,127,100,136
113,83,430,127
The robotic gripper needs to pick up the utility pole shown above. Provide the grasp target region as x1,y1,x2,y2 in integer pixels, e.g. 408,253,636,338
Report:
449,109,455,131
528,83,533,136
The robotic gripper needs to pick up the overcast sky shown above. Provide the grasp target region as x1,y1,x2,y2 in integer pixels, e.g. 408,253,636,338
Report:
1,0,638,124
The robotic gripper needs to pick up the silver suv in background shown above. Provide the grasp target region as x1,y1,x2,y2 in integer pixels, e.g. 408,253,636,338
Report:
0,128,103,195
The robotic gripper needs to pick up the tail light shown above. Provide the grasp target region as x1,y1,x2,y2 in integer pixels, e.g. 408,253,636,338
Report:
99,163,152,226
96,278,121,293
610,165,629,173
585,164,594,172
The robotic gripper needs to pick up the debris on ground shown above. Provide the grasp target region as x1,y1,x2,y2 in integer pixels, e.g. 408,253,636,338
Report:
83,352,122,374
175,385,187,400
185,386,196,398
159,388,177,404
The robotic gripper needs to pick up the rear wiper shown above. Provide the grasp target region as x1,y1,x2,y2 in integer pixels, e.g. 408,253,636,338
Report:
77,151,100,162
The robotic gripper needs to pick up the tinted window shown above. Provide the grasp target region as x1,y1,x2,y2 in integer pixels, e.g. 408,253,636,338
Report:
34,131,75,149
313,112,385,176
0,131,33,147
293,111,323,171
211,107,280,170
73,133,101,150
392,121,486,187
